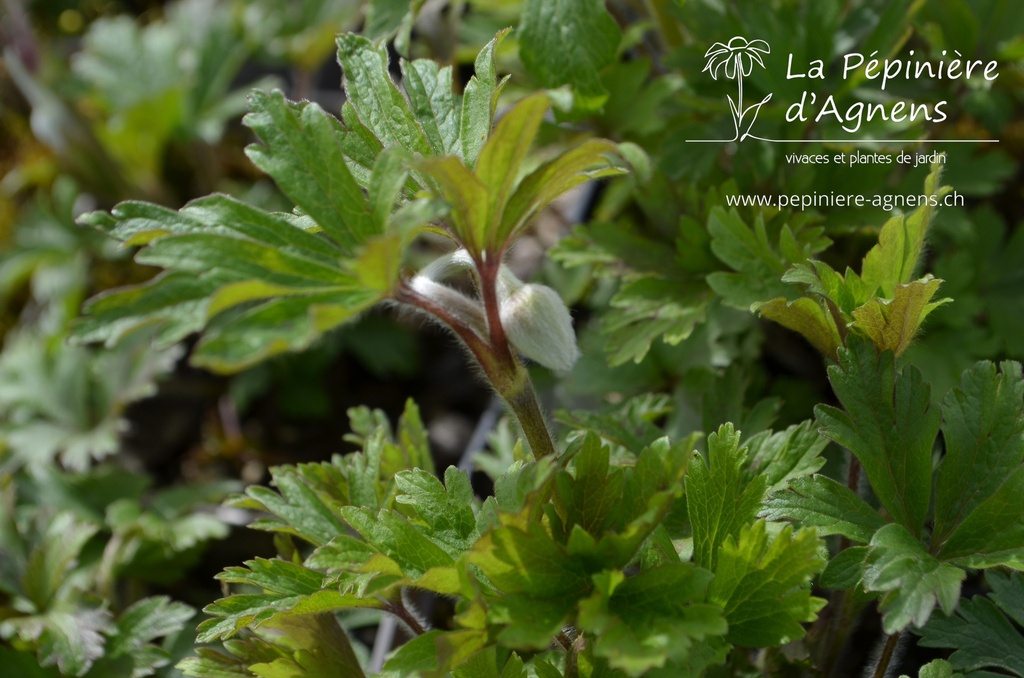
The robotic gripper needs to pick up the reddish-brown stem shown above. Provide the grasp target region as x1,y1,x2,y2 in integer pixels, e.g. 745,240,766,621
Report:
395,277,557,459
383,598,427,636
395,281,496,378
476,254,516,379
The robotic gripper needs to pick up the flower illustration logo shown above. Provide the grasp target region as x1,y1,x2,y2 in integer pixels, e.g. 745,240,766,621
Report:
702,36,773,141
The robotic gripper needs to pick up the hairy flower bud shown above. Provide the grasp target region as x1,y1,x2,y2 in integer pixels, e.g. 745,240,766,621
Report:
498,267,579,373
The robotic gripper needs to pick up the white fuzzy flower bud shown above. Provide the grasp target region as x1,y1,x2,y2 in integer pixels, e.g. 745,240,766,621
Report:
498,267,579,373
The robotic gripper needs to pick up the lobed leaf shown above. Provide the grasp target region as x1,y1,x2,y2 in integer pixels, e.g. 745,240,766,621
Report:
686,424,767,571
761,474,886,544
708,521,826,647
815,337,938,536
932,360,1024,568
863,523,964,633
518,0,620,112
577,565,726,676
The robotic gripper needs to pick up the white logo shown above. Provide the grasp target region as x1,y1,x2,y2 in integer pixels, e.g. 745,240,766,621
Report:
699,36,772,142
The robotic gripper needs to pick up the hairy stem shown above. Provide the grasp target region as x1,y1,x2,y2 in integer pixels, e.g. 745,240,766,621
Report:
396,277,557,459
873,630,903,678
384,596,428,636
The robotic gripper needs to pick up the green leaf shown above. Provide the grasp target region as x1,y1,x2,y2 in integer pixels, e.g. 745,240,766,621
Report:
600,277,710,365
900,659,961,678
815,337,939,536
918,571,1024,677
686,424,767,571
402,57,459,156
863,523,965,633
196,590,383,642
34,609,112,677
394,467,478,558
235,466,349,546
419,156,489,255
22,513,98,610
706,208,827,309
460,30,509,168
500,139,624,247
761,475,886,544
932,360,1024,568
577,565,726,676
850,276,950,356
755,296,842,359
106,595,194,672
469,519,590,648
383,628,490,678
744,420,828,493
475,93,549,249
708,521,826,647
244,90,375,252
72,271,225,349
335,34,432,158
557,393,673,457
557,434,624,538
820,546,869,590
861,161,948,297
339,505,458,587
519,0,621,112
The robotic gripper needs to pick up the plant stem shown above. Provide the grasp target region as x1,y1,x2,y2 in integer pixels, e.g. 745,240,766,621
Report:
396,278,557,459
873,630,903,678
385,596,428,636
503,363,557,459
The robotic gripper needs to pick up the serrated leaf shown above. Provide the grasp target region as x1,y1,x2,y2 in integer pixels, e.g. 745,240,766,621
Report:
761,475,886,543
706,208,789,309
863,523,965,633
850,276,950,356
932,361,1024,568
686,424,767,571
35,609,112,677
244,90,375,251
339,505,458,588
601,276,710,365
239,467,349,546
577,565,725,676
383,628,490,678
755,296,842,359
107,595,193,657
557,434,624,538
815,337,939,536
73,271,225,349
194,290,380,372
861,162,948,297
22,513,98,610
402,58,459,156
708,521,826,647
335,34,432,158
519,0,620,112
744,420,828,493
196,590,383,642
917,570,1024,677
459,30,509,168
393,467,478,558
469,519,590,648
